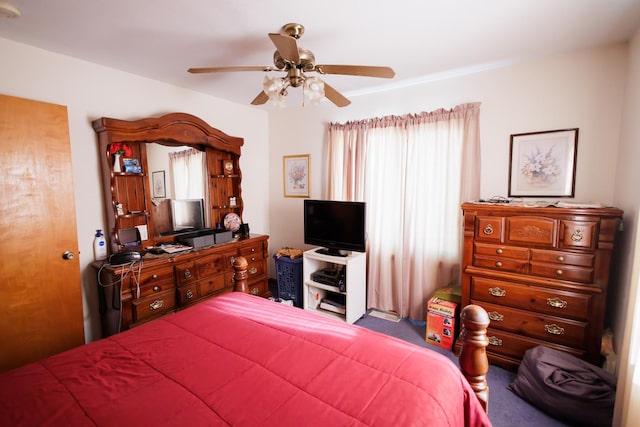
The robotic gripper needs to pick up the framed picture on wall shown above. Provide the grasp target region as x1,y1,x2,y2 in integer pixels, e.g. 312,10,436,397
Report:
508,128,578,198
283,154,310,198
152,170,166,198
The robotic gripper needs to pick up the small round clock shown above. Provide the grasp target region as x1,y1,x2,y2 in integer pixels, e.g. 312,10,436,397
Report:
223,212,241,232
223,160,234,174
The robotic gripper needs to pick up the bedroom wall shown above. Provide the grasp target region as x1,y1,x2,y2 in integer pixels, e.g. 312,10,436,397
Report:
0,37,270,342
612,26,640,425
267,43,628,262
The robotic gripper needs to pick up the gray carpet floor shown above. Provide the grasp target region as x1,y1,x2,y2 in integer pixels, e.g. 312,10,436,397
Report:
354,312,572,427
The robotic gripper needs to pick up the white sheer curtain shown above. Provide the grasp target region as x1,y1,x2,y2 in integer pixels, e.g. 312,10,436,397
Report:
169,148,205,200
327,103,481,320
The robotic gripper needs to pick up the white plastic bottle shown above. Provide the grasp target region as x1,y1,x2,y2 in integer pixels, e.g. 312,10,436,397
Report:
93,229,107,261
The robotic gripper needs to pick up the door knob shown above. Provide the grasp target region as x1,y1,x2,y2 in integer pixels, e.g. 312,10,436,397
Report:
62,251,75,260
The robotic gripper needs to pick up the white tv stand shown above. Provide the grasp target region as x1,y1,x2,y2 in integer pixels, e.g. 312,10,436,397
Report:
302,248,366,324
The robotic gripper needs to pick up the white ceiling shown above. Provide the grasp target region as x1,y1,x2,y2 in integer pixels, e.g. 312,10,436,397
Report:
1,0,639,108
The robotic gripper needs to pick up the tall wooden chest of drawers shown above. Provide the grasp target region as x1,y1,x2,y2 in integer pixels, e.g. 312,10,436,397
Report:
459,203,622,370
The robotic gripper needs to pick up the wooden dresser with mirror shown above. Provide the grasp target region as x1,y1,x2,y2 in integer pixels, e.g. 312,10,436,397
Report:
93,113,269,336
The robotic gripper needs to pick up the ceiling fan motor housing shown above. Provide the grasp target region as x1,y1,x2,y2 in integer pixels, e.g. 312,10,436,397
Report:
273,48,315,72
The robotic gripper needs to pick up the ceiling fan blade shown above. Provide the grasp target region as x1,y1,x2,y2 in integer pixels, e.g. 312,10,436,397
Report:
268,33,300,63
323,82,351,107
315,65,395,78
251,91,269,106
188,66,277,74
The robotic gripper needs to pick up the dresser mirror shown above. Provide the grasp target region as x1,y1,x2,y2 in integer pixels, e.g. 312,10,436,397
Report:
146,142,210,239
93,113,244,253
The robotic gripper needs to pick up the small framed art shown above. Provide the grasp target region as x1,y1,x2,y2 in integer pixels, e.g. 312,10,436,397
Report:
283,154,310,198
508,128,578,198
152,170,166,198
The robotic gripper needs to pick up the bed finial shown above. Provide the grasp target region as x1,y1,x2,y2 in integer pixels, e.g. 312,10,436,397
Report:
458,304,490,412
232,256,249,293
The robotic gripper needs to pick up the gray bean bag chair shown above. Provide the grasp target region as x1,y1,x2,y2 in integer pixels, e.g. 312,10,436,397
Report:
508,346,616,427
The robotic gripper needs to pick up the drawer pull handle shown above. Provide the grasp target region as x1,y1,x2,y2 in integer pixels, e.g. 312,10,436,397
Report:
483,224,494,235
496,248,503,255
555,269,563,276
153,286,160,292
556,256,564,262
184,269,192,279
186,289,194,299
495,261,503,268
251,248,256,252
547,297,567,309
571,230,584,242
152,274,158,279
250,287,260,295
488,311,504,322
150,300,164,311
488,336,503,346
249,267,258,275
488,287,506,297
545,324,565,335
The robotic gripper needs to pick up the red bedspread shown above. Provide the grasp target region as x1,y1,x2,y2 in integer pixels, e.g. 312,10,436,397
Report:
0,292,491,426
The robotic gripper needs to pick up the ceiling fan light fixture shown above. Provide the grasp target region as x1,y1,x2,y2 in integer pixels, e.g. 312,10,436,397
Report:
304,76,325,104
262,75,287,107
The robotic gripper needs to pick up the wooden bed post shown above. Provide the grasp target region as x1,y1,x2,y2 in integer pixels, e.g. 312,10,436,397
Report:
458,304,490,412
232,256,249,293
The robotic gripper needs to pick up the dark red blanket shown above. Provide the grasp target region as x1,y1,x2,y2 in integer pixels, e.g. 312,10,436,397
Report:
0,292,490,426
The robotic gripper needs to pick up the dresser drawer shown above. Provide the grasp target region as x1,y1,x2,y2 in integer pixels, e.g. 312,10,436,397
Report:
239,242,265,261
246,259,266,278
505,216,558,247
530,249,594,267
470,276,591,320
132,289,176,323
560,220,598,250
246,278,268,296
473,301,588,348
133,266,175,298
474,242,529,260
475,216,503,242
529,262,594,283
177,283,199,306
473,256,528,274
197,253,229,278
175,262,198,285
485,328,585,361
199,273,228,296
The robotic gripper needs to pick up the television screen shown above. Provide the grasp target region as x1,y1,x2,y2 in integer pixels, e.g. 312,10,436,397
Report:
304,199,366,256
171,199,205,232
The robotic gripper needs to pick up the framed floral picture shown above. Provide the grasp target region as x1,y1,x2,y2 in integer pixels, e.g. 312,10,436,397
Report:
508,129,578,197
152,170,166,198
283,154,310,198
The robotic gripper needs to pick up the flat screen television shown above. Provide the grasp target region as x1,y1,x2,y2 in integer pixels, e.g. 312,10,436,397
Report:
171,199,205,232
303,199,366,256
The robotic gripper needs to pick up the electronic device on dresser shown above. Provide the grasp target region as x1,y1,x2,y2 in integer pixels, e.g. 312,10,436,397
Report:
303,199,366,256
311,266,346,291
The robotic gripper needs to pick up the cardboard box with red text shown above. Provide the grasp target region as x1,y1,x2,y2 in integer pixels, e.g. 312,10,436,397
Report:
426,297,459,350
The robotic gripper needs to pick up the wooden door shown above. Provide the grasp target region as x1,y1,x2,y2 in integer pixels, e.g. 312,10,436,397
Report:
0,94,84,373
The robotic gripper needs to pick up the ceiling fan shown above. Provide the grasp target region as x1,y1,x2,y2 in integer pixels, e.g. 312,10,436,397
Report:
188,23,395,108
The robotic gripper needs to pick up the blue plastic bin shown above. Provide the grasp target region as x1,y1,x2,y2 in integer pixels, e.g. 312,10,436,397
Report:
273,255,303,308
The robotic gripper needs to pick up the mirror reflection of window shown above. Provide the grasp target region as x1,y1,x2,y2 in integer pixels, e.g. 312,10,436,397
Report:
169,148,205,199
146,143,209,237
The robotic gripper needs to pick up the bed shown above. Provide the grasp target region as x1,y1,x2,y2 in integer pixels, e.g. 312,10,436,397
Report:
0,258,491,426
